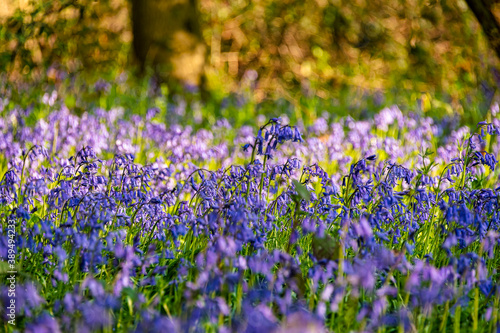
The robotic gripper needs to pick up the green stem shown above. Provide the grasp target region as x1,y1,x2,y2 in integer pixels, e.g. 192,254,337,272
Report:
472,244,483,332
258,154,268,196
454,305,461,333
286,200,300,253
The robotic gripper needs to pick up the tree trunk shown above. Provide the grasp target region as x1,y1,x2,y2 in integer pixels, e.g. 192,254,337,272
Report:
131,0,206,86
465,0,500,59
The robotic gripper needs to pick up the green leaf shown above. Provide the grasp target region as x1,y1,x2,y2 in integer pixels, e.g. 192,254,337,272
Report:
292,179,311,201
471,178,483,190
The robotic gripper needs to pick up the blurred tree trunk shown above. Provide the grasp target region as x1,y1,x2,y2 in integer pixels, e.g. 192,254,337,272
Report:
465,0,500,59
131,0,206,87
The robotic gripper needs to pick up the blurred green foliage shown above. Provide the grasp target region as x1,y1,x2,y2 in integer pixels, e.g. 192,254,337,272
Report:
201,0,499,101
0,0,499,123
0,0,130,78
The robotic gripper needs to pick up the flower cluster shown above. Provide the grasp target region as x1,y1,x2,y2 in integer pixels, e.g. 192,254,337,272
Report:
1,95,500,332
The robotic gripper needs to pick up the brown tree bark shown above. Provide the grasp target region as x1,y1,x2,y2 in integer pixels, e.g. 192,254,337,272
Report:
131,0,206,87
465,0,500,59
